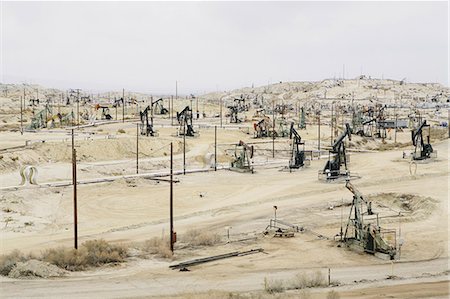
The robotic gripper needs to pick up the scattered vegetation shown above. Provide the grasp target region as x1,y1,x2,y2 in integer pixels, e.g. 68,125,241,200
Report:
288,271,327,289
264,277,285,294
42,239,128,271
117,129,126,134
0,249,27,276
181,228,222,246
140,236,173,259
0,239,128,276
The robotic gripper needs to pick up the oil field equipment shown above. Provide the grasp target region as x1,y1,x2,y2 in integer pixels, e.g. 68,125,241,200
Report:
321,123,352,180
139,105,156,136
411,120,434,160
95,104,112,120
230,140,254,173
27,104,52,130
254,116,272,138
341,181,397,259
228,105,242,123
288,123,307,169
177,106,196,137
152,98,169,115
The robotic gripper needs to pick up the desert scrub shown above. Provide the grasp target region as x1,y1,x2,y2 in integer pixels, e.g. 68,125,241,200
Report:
263,277,285,294
42,239,128,271
288,271,327,290
117,129,126,134
139,237,173,259
0,250,27,276
181,228,222,246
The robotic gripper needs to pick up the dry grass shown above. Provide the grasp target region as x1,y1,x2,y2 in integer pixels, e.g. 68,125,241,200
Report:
181,228,222,246
263,277,285,294
42,239,127,271
287,271,327,290
140,237,173,259
0,249,27,276
430,127,447,141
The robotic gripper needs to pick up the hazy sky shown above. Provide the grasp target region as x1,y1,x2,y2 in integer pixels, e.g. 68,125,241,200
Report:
1,1,448,94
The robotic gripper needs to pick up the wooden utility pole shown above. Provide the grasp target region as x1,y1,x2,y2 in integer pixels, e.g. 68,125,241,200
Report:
220,97,223,128
272,100,275,158
170,142,174,253
394,108,398,144
76,89,80,127
20,96,23,135
183,122,186,175
214,125,217,171
71,129,78,249
122,88,125,123
136,123,139,174
171,95,174,126
318,111,321,154
331,103,334,145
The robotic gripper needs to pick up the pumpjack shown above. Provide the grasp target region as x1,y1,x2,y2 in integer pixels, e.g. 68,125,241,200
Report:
253,116,272,138
230,140,254,173
27,104,52,130
95,104,112,120
139,105,156,136
322,123,352,180
411,120,433,160
341,181,397,259
288,123,306,169
228,105,241,123
152,98,169,115
177,106,196,137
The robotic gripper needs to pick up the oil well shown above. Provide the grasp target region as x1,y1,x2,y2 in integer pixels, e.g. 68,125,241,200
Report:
340,181,397,260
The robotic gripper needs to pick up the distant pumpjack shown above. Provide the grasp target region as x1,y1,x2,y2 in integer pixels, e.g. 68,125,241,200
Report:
230,140,254,173
289,123,305,169
177,106,195,137
152,98,169,115
322,123,352,179
140,105,156,136
411,120,433,160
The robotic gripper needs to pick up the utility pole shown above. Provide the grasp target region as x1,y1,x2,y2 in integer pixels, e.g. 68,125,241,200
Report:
76,89,80,127
170,142,174,253
20,96,23,135
318,111,321,155
171,95,174,126
71,129,78,250
214,125,217,171
331,103,334,145
394,108,398,144
136,123,139,174
220,97,223,128
183,122,186,175
272,100,275,158
122,88,125,123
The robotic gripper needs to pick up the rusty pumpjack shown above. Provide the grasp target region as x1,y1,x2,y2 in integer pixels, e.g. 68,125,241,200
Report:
322,123,352,180
230,140,254,173
177,106,196,137
411,120,433,160
288,123,306,169
140,105,156,136
253,116,272,138
341,181,397,259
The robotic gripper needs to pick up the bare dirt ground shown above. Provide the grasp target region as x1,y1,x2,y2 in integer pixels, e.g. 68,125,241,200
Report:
0,80,449,298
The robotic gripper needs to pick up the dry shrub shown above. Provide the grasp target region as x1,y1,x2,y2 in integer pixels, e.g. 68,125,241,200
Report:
0,250,27,276
42,239,128,271
430,127,447,140
182,228,221,246
141,237,173,259
117,129,126,134
289,271,326,289
263,277,285,294
327,290,340,299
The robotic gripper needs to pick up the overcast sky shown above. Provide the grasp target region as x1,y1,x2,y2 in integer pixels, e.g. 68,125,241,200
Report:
1,1,448,95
